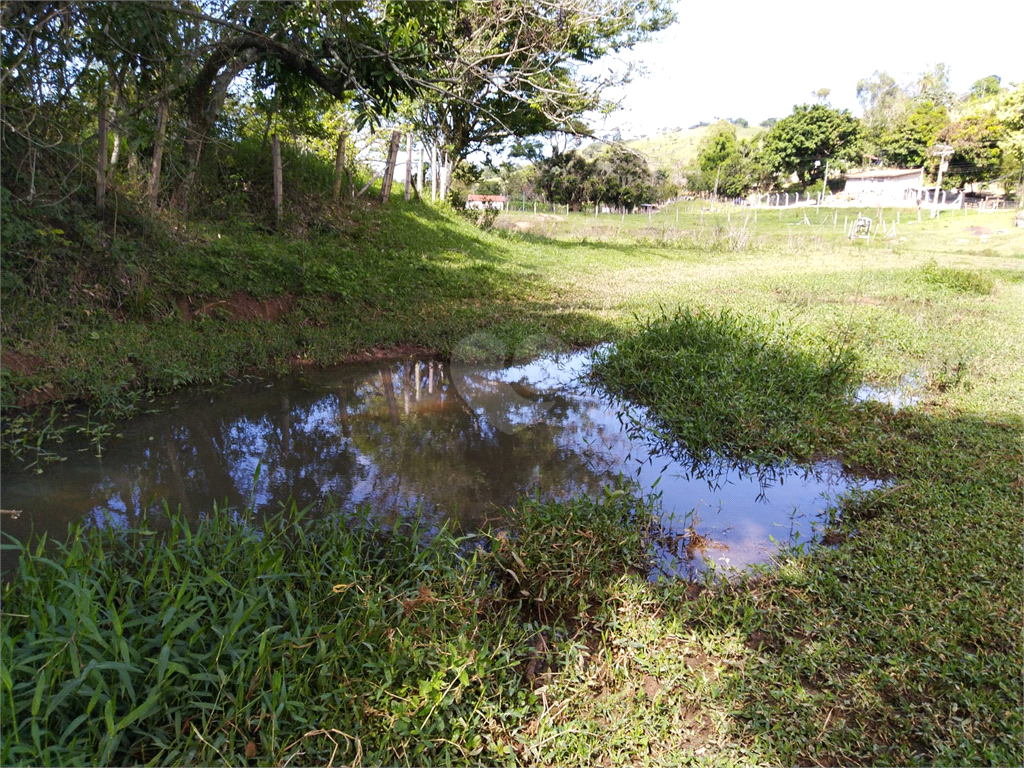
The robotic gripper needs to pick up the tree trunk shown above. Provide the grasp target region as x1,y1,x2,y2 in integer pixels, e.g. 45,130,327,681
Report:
148,96,169,211
175,46,261,210
333,131,346,203
272,133,283,229
96,95,108,216
380,130,401,203
404,133,413,201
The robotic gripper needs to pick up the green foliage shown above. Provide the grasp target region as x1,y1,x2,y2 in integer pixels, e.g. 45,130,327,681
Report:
489,487,657,623
536,150,599,207
414,0,676,167
536,146,666,208
936,115,1005,187
691,122,762,196
0,505,540,765
969,74,1002,100
916,62,954,107
919,261,995,295
591,309,860,464
697,122,739,175
762,104,863,184
878,99,949,168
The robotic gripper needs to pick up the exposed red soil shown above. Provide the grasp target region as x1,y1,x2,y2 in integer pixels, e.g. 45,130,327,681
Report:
0,350,43,376
176,292,295,322
337,344,438,364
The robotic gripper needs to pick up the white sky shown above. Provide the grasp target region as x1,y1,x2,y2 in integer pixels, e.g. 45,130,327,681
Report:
590,0,1024,139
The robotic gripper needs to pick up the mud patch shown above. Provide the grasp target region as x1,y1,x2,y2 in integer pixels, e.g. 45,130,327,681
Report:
15,384,62,409
178,292,294,322
641,674,664,701
966,226,993,236
1,351,43,376
340,344,437,363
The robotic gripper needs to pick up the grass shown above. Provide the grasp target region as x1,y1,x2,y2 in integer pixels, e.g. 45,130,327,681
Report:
2,150,1023,764
0,492,656,766
590,308,860,464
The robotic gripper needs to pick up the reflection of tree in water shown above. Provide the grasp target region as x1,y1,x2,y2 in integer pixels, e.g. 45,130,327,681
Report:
340,360,628,530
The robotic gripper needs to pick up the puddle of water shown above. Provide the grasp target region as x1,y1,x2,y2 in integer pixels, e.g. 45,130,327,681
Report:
855,373,923,411
0,350,880,578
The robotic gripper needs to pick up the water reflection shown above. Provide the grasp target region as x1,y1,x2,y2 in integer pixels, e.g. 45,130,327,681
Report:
0,351,880,577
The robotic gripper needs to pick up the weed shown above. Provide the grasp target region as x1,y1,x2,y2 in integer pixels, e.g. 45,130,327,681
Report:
920,260,995,295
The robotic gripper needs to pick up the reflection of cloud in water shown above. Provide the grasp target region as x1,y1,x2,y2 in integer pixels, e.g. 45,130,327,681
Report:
2,349,880,578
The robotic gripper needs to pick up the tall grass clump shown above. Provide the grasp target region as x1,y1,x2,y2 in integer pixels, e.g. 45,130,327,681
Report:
0,506,531,766
591,308,860,464
487,484,658,625
919,260,995,295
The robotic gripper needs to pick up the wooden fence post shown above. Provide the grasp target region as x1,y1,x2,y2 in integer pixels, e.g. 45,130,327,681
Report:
380,130,401,203
404,133,413,201
272,133,283,229
417,143,424,200
333,131,346,203
431,145,438,201
96,96,108,215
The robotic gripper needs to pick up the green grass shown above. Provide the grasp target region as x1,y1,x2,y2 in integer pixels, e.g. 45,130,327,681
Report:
591,308,861,464
1,492,656,766
2,159,1023,764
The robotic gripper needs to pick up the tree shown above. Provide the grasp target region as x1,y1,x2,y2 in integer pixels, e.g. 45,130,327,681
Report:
173,2,455,201
412,0,675,199
996,82,1023,194
935,116,1004,189
969,75,1002,100
916,63,953,106
0,1,458,210
856,70,909,155
698,122,739,176
536,150,596,207
877,99,948,168
761,104,862,185
595,146,657,209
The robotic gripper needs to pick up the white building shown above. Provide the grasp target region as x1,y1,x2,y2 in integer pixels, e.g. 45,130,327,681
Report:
842,168,924,204
466,194,508,211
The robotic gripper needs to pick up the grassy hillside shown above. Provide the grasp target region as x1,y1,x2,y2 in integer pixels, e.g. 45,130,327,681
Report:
620,124,763,176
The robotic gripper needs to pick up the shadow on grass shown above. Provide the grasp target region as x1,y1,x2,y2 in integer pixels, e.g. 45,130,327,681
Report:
555,407,1023,767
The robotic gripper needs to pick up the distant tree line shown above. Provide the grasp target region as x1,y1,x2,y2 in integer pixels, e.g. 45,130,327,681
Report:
530,147,675,209
687,67,1022,197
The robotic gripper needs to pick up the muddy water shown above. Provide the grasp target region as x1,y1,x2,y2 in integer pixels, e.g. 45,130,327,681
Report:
0,350,879,577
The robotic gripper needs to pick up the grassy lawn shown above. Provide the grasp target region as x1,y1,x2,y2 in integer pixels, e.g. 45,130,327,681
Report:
2,200,1022,764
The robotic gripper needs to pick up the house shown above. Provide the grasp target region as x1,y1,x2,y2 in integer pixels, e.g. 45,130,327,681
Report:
842,168,925,203
466,194,508,211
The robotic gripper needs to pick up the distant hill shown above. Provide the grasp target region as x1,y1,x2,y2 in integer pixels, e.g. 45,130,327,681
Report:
599,125,763,181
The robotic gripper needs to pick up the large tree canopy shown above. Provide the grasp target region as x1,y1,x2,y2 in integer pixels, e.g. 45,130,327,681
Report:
1,0,457,206
412,0,674,198
761,104,862,183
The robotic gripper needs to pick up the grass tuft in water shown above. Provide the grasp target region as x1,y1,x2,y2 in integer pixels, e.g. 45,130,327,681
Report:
591,308,860,464
487,483,658,625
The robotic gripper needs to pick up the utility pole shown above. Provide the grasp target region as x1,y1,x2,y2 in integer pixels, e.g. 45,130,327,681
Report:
929,143,953,218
